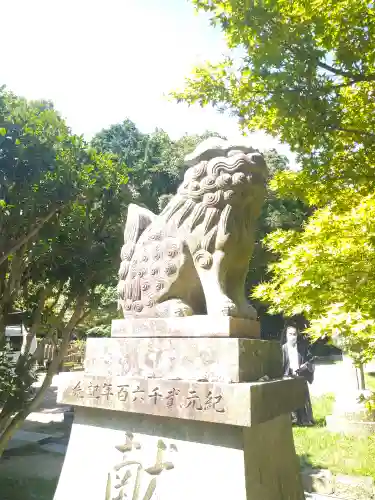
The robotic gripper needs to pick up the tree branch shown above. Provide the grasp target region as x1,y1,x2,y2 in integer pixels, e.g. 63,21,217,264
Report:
0,294,87,456
317,61,375,82
329,126,375,138
0,206,60,266
47,283,65,313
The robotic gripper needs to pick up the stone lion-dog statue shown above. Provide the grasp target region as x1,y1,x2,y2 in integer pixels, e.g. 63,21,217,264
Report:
118,138,267,319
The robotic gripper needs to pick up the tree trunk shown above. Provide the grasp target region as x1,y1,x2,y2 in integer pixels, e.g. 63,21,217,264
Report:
357,363,366,391
0,296,86,457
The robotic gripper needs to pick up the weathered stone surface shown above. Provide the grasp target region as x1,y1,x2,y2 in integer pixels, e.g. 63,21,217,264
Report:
301,469,334,495
243,413,304,500
334,474,374,499
54,407,304,500
111,315,260,338
84,337,282,382
57,373,305,427
117,138,268,320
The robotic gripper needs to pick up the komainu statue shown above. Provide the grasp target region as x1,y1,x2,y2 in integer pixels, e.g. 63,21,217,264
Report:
118,138,267,319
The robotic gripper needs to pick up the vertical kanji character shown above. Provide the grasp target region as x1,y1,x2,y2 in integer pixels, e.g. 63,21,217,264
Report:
71,381,84,398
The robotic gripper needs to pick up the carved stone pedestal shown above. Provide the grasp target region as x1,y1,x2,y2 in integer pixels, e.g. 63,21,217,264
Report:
54,318,305,500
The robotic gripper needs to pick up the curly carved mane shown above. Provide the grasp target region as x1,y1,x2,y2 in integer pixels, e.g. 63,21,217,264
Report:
158,152,265,265
118,145,267,318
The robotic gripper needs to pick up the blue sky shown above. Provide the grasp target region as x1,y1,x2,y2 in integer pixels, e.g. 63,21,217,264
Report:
1,0,296,164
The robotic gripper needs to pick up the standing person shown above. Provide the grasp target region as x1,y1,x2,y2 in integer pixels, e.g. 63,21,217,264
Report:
282,324,315,426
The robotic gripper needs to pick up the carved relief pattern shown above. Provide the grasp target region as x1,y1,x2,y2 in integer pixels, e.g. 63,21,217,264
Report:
117,139,267,319
105,433,178,500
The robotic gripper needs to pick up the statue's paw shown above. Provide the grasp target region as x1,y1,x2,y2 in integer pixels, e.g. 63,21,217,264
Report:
156,299,193,318
172,302,193,317
217,298,239,317
210,299,257,319
241,303,258,320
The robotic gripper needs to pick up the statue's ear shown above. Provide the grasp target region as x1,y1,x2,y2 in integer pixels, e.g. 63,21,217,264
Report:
123,204,156,243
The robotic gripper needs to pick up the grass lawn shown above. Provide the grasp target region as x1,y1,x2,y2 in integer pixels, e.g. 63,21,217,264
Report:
294,392,375,479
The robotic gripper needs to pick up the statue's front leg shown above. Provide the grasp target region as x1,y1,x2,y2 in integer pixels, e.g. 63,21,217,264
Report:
193,249,256,319
224,258,257,320
193,250,239,317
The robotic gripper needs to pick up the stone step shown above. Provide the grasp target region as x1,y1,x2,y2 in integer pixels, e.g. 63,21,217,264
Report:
302,468,374,500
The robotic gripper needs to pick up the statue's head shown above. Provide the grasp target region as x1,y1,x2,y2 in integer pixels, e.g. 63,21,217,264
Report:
178,138,268,210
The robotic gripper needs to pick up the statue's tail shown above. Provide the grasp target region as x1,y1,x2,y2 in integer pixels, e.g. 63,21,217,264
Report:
118,204,155,310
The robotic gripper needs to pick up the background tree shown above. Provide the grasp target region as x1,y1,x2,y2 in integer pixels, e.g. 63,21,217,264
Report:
174,0,375,352
247,149,308,291
0,89,129,455
253,195,375,369
174,0,375,203
0,87,98,332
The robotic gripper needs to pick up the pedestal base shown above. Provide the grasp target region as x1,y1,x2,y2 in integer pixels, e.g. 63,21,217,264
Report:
55,318,305,499
111,316,260,338
54,408,304,500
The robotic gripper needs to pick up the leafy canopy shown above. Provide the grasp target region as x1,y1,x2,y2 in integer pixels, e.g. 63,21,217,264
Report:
174,0,375,356
253,194,375,364
0,87,95,266
0,87,129,331
173,0,375,206
0,88,129,455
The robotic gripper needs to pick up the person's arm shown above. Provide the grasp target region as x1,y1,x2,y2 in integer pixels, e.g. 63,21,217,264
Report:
303,346,315,372
296,345,316,383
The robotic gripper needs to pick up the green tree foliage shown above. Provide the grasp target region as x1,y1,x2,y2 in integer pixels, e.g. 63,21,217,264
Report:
174,0,375,353
76,285,118,338
0,88,129,455
0,338,37,409
247,149,309,296
253,195,375,365
0,87,112,330
173,0,375,203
